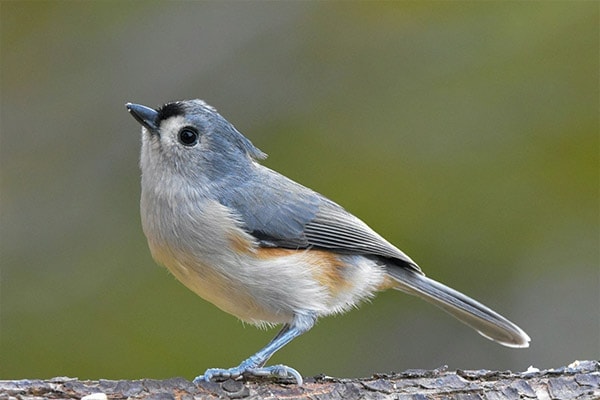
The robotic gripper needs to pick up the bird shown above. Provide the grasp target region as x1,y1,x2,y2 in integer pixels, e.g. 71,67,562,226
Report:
125,99,530,385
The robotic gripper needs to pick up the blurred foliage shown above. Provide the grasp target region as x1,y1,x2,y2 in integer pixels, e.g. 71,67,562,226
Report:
1,1,598,380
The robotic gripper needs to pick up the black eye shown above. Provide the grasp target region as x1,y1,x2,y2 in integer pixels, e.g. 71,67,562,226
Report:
178,128,199,146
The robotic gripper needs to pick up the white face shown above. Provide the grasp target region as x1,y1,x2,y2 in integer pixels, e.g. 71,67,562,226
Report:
144,113,202,154
140,113,212,189
155,115,192,146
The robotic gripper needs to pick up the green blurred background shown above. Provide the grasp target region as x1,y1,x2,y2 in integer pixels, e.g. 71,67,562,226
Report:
1,1,598,380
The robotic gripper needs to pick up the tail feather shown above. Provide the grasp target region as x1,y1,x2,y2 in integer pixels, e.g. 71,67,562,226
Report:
387,267,530,348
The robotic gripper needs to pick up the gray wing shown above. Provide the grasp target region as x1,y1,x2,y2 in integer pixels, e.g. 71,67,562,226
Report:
219,166,420,270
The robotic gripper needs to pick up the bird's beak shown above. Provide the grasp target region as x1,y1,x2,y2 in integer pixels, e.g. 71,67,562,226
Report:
126,103,159,132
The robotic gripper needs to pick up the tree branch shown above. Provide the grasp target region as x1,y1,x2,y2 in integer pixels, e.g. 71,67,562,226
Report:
1,360,598,400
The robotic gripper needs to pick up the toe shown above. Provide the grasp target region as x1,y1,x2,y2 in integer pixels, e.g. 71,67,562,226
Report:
194,368,238,384
194,364,302,385
245,365,303,385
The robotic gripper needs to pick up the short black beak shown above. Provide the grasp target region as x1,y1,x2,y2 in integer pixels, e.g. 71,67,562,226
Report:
126,103,159,132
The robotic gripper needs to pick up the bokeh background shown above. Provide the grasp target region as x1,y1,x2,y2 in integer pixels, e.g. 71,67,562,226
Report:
1,1,598,380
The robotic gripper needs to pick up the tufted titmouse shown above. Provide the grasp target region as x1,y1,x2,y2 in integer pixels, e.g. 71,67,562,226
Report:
125,99,530,385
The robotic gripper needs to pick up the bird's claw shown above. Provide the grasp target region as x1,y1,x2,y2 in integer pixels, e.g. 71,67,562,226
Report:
193,364,303,385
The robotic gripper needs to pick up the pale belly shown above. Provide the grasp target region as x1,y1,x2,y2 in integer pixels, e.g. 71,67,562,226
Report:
149,239,387,326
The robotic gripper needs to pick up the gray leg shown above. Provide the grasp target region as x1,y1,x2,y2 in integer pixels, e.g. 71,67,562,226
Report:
193,312,316,385
255,323,291,368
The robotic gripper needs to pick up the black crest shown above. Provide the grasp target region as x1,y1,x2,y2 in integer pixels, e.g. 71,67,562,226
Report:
157,102,185,122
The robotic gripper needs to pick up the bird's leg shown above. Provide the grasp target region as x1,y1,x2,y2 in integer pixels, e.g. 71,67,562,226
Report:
194,312,316,385
255,322,291,368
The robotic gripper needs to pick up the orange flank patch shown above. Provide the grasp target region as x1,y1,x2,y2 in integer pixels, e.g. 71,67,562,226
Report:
254,247,299,259
255,247,353,295
228,231,255,254
309,251,355,295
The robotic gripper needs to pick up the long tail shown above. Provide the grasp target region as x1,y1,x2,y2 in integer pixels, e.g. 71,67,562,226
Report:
387,266,530,348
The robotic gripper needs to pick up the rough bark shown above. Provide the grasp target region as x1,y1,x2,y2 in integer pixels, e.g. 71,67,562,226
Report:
1,360,598,400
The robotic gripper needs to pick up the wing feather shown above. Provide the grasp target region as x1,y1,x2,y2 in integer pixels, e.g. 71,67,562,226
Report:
305,203,419,269
219,165,420,271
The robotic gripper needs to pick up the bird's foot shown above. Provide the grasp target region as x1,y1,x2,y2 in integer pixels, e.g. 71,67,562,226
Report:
193,363,303,385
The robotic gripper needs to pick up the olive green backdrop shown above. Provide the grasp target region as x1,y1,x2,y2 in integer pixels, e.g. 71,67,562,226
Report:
1,1,598,380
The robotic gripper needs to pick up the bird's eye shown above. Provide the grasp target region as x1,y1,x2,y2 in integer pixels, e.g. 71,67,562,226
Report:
178,128,199,146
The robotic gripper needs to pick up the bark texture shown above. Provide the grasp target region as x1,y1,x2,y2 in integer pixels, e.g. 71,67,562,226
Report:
1,360,598,400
